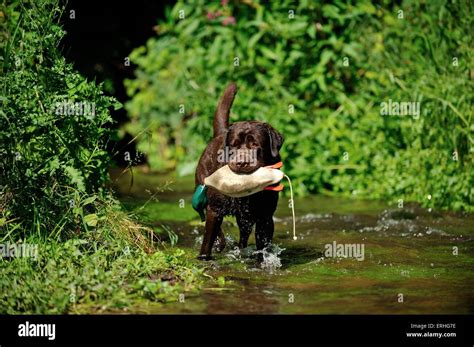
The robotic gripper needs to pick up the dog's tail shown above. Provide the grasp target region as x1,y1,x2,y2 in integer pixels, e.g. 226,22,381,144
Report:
213,83,237,138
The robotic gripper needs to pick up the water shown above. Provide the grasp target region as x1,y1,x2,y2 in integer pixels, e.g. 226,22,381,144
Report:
111,169,474,314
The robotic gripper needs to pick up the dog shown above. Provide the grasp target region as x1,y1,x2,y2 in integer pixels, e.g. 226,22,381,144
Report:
195,83,284,260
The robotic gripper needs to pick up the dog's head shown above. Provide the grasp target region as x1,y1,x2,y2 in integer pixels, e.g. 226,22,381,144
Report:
224,121,284,174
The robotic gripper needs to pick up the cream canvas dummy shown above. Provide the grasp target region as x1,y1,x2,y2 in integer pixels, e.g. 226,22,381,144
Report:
204,162,284,198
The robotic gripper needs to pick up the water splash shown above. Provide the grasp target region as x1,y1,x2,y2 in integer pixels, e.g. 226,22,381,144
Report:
194,235,203,248
225,246,241,261
253,245,286,273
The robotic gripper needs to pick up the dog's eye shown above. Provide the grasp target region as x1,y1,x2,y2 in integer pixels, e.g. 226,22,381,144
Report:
246,135,258,148
230,140,240,147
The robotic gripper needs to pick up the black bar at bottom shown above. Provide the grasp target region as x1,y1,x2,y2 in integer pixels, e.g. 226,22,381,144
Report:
0,314,472,346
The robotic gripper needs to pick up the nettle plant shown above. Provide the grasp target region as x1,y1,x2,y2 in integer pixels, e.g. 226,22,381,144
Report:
1,0,120,237
126,0,472,211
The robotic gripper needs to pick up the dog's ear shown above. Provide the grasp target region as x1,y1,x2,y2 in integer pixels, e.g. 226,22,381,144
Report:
267,125,284,158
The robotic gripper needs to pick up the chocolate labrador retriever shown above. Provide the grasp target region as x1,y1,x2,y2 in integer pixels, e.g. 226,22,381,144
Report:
195,83,284,260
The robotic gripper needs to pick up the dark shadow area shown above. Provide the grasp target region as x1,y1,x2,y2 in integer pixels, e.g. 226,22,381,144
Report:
60,0,175,165
280,245,324,269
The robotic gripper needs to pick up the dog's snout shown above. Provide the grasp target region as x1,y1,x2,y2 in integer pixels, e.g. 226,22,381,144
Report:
235,159,247,167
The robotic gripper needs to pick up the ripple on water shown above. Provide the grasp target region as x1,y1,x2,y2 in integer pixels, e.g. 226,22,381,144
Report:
349,208,455,238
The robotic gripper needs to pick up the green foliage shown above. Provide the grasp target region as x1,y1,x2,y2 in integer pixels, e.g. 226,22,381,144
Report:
0,1,207,314
0,236,202,313
0,193,205,314
125,0,473,211
0,0,120,237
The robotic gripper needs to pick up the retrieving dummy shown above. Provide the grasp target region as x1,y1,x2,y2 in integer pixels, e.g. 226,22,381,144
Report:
204,162,284,198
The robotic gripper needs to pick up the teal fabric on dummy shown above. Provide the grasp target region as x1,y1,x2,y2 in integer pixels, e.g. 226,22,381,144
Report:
192,185,208,221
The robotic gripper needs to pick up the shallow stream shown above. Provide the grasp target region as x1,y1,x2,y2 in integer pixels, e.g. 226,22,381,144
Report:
112,169,474,314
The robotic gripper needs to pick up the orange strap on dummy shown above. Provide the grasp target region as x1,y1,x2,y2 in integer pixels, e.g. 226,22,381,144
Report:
265,161,283,169
264,184,284,191
264,162,284,191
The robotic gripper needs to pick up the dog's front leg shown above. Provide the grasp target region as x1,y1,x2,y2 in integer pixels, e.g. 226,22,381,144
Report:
236,214,254,249
198,207,223,260
255,215,274,252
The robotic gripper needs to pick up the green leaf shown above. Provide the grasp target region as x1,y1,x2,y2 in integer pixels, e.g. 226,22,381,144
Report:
83,214,98,227
81,196,97,206
64,166,86,191
260,46,279,61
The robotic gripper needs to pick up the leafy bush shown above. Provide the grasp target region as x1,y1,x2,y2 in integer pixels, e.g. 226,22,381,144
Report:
0,1,207,314
1,0,120,237
125,0,472,211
